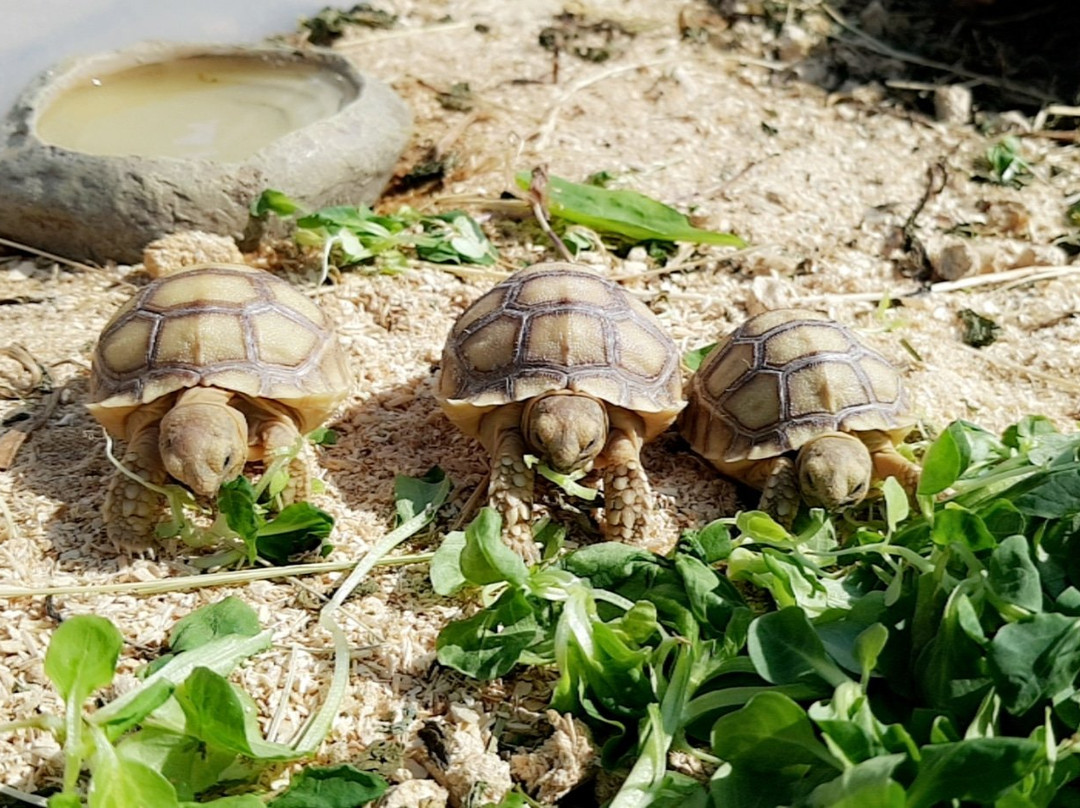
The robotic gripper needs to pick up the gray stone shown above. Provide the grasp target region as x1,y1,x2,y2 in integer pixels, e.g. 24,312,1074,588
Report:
0,42,411,263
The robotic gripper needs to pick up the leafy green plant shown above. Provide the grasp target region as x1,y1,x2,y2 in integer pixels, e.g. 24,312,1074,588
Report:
252,191,498,276
0,467,454,807
515,172,746,250
0,599,391,807
433,417,1080,806
976,136,1032,187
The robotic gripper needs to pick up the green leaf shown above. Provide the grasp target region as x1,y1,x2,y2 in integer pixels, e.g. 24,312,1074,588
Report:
169,597,261,654
517,172,746,247
905,738,1043,808
683,342,717,372
881,477,908,535
48,796,83,808
88,751,180,808
416,212,497,266
735,511,792,545
173,667,300,761
853,623,888,685
99,679,175,742
988,534,1043,616
1010,466,1080,518
183,797,266,808
988,611,1080,714
435,588,540,679
393,467,450,526
805,755,907,808
459,508,530,586
918,420,1001,496
748,607,850,689
268,764,388,808
430,530,468,596
560,542,656,587
681,518,732,563
44,615,123,704
118,728,237,801
92,631,272,728
929,504,996,551
251,189,302,218
256,502,335,564
958,308,1001,348
218,476,260,558
308,427,339,446
711,691,841,770
534,460,598,501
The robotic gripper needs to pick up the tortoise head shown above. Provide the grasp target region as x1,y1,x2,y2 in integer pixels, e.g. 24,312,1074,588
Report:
522,391,609,473
795,432,873,511
159,396,248,497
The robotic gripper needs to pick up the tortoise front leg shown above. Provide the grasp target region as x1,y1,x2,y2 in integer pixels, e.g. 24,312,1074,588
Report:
104,421,169,545
598,425,651,546
754,456,801,528
479,406,538,562
868,440,922,497
249,410,308,505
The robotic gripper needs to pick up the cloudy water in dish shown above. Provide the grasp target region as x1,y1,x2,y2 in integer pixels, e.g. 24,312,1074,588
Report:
35,55,354,161
0,0,323,115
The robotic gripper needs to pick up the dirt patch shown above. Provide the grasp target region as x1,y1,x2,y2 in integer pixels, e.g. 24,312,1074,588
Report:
1,0,1078,804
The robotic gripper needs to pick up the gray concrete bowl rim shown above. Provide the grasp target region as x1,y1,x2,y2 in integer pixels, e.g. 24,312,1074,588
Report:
0,40,412,263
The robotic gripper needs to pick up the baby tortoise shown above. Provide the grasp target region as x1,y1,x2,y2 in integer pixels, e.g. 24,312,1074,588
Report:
680,308,920,523
437,262,684,560
87,255,351,542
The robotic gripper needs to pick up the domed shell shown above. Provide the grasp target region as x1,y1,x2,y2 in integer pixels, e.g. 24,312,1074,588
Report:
681,308,912,462
88,263,352,436
437,262,683,441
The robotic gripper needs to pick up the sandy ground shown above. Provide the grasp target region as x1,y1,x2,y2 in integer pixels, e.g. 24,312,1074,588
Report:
2,0,1079,804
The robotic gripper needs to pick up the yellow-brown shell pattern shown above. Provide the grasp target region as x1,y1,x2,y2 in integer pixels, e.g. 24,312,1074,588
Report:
89,264,351,431
439,263,682,417
684,308,911,462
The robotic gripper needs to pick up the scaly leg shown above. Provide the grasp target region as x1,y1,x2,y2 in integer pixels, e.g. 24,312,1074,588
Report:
599,427,651,546
253,415,308,505
478,406,538,562
104,422,169,544
870,444,922,497
488,428,538,562
757,456,800,527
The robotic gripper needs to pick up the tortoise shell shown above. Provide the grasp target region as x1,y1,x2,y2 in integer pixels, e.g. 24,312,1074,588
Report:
680,308,912,463
437,262,683,441
87,263,351,436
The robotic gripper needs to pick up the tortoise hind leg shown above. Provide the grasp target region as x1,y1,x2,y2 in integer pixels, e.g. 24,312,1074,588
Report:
598,425,652,547
104,424,169,545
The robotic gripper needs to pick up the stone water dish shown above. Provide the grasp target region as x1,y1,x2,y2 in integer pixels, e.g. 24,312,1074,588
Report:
0,42,411,263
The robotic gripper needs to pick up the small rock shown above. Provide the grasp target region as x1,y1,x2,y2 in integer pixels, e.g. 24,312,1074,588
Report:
978,200,1030,237
931,237,1068,281
858,0,890,37
934,85,973,125
142,231,244,278
6,261,34,281
377,779,448,808
776,23,813,62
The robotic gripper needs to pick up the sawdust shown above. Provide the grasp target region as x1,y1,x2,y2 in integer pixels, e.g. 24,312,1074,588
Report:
1,0,1079,804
